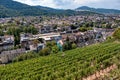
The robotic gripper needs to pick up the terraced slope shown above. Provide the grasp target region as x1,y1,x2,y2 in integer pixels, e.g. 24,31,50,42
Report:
0,41,120,80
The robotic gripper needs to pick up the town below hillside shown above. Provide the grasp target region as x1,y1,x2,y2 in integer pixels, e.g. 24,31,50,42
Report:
1,34,120,80
1,0,120,80
0,15,120,64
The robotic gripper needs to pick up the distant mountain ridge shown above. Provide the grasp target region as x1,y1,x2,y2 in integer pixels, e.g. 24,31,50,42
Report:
0,0,99,17
76,6,120,14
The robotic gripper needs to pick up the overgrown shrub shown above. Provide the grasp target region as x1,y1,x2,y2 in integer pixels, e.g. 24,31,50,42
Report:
72,43,77,49
63,42,72,51
63,42,77,51
51,45,59,54
39,47,51,56
79,27,92,32
46,41,56,47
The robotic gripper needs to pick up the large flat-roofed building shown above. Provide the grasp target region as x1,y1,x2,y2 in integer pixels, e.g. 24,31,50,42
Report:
20,33,62,51
35,33,62,41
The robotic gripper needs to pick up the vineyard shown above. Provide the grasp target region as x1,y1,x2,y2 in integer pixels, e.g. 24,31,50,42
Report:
106,68,120,80
0,41,120,80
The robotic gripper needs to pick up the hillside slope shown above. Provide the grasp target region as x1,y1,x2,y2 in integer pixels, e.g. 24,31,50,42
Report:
0,41,120,80
0,0,99,17
76,6,120,14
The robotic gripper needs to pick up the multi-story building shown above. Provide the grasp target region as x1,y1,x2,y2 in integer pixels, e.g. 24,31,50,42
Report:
0,35,14,53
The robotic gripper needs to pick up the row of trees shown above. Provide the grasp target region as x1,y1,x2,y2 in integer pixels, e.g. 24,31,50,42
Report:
6,26,38,45
69,21,117,30
13,40,77,62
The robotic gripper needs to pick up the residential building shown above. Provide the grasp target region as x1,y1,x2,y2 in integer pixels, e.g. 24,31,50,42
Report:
0,35,14,53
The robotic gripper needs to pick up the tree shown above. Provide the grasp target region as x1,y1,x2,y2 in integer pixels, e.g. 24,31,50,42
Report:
24,26,38,34
51,45,59,54
79,27,87,32
72,43,77,49
0,29,4,36
29,26,38,34
46,41,56,49
23,27,28,33
33,39,40,47
70,24,77,30
39,47,51,56
63,37,72,51
53,24,58,29
7,27,21,45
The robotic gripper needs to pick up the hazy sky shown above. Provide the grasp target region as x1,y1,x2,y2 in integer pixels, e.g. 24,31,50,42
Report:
14,0,120,10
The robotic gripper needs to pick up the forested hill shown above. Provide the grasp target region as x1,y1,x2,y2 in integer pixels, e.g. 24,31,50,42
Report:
0,0,99,17
76,6,120,14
